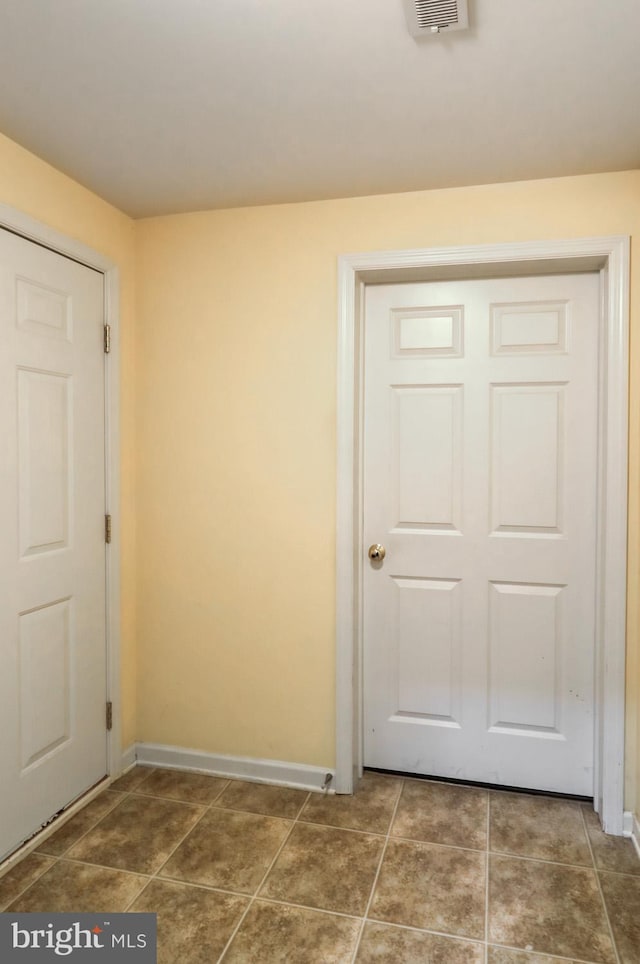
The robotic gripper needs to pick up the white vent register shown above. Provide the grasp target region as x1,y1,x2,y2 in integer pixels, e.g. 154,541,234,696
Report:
403,0,469,36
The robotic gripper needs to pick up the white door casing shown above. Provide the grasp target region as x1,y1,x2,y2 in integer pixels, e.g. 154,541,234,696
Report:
335,237,629,833
363,274,598,795
0,206,121,862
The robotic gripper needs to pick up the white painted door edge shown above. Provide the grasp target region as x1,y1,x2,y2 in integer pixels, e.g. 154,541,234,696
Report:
0,202,122,780
335,236,629,835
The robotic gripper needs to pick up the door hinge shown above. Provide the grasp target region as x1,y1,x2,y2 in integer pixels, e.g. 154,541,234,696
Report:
106,701,113,731
105,514,112,544
103,324,111,354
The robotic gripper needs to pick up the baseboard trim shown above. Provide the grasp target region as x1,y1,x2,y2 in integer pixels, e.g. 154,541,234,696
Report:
134,742,335,794
118,743,137,775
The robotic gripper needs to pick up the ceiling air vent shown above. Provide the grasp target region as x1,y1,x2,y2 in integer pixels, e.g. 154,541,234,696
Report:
403,0,469,36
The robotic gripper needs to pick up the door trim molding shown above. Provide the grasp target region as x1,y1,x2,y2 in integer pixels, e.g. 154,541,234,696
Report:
335,236,630,834
0,202,122,780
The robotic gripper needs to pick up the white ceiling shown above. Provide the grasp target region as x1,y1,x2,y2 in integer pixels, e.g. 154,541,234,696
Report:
0,0,639,218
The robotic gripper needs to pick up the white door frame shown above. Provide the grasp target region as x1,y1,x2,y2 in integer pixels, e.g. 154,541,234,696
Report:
0,202,122,779
335,236,630,834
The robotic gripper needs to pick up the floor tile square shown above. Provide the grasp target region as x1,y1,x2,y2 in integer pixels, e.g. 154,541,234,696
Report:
7,859,147,912
259,823,384,916
392,780,487,850
129,878,248,964
300,772,401,834
223,900,361,963
66,794,205,875
599,871,640,964
35,791,126,857
583,806,640,875
0,854,55,911
132,767,229,805
489,854,615,962
216,780,308,819
369,838,486,939
159,808,291,894
356,921,484,962
489,792,591,866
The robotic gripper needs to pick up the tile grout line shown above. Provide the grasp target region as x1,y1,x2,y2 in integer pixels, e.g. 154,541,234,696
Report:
214,790,313,963
382,830,488,852
484,791,491,964
348,775,406,963
294,818,390,840
579,805,621,964
363,914,492,948
253,895,364,924
594,866,640,880
489,941,608,964
53,856,153,880
486,848,614,872
126,791,225,807
134,874,246,900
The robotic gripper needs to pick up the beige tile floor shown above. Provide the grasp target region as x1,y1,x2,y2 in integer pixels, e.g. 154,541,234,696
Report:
1,767,639,963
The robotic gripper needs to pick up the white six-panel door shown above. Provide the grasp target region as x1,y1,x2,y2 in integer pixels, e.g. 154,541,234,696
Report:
0,229,107,860
363,274,599,795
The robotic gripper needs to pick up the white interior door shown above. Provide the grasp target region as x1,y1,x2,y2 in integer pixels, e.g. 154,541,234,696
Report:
0,228,107,860
363,273,599,795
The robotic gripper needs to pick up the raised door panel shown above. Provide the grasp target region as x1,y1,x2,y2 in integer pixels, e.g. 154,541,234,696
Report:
491,301,568,355
491,384,565,534
488,581,564,737
19,598,72,769
18,369,72,557
16,277,72,342
391,385,463,532
391,577,462,726
392,306,464,357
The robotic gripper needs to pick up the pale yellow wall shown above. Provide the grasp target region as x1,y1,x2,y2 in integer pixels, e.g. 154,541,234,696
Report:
0,133,138,749
136,171,640,810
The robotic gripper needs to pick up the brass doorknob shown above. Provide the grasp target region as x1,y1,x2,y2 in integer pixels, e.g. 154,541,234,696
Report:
368,544,386,562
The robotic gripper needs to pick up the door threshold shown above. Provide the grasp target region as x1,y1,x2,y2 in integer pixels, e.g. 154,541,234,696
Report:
364,766,593,803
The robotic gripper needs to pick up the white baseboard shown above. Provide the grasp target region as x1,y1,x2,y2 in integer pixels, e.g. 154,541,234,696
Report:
118,743,137,775
134,742,335,794
623,810,633,836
